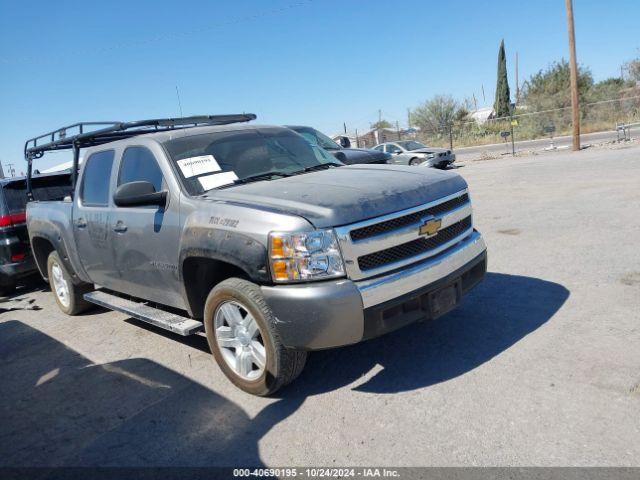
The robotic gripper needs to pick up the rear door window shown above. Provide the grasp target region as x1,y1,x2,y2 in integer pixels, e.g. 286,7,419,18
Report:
80,150,115,206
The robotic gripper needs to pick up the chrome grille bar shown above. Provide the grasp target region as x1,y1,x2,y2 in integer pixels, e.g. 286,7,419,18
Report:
335,189,472,280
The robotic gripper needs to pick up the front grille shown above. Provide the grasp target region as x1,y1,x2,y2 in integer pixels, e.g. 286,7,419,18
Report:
357,216,472,271
350,193,469,242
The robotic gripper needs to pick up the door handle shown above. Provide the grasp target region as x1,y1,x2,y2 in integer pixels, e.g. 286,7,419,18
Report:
75,218,87,229
113,221,128,233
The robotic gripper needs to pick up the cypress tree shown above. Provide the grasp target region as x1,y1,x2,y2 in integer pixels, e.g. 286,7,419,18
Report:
494,40,511,117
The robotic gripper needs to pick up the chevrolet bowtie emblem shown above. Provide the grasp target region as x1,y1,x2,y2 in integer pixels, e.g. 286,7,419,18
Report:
419,218,442,236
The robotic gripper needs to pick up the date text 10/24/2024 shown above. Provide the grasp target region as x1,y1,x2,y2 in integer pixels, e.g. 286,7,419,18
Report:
233,468,400,478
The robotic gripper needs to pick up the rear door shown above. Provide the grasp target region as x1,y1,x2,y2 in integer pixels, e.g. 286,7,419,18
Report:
110,145,183,308
73,150,119,288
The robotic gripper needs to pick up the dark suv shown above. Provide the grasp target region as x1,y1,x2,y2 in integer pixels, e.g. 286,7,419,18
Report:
287,125,391,165
0,171,72,295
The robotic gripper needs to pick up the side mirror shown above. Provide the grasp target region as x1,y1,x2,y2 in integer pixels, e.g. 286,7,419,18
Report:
394,150,402,155
114,181,167,208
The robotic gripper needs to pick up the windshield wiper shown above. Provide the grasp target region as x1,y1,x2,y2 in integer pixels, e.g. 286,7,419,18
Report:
293,163,341,175
231,171,292,185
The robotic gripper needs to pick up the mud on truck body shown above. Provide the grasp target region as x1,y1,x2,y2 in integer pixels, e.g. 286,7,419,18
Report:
24,115,487,395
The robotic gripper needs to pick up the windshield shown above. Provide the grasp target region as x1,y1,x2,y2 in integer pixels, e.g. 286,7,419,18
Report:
397,140,426,151
163,127,342,195
291,127,341,150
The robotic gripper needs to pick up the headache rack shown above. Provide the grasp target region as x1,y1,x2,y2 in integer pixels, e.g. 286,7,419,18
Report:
23,114,257,199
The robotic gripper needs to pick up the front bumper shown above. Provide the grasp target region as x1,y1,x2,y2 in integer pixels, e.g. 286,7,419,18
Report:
261,231,486,350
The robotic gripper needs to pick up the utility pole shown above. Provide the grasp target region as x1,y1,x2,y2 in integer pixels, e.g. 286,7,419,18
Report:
407,108,411,128
343,122,347,134
565,0,580,151
396,120,401,140
515,51,520,104
378,109,382,124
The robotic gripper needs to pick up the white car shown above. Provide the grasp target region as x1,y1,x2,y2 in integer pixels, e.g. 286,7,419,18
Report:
373,141,456,168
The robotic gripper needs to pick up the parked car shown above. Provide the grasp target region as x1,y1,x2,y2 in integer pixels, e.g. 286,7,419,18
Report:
374,140,456,168
0,171,72,295
287,125,391,165
25,115,486,395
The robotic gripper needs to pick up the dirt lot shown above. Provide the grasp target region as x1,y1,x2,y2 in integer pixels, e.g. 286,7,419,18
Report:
1,144,639,467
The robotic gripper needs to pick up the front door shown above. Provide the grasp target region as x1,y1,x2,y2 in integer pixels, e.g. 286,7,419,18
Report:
110,146,183,308
73,149,119,289
385,143,407,164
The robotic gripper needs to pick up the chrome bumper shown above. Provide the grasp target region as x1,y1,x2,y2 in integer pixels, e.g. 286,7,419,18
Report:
355,230,486,308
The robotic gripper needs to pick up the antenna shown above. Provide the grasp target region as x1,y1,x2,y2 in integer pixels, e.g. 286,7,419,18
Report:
175,85,184,117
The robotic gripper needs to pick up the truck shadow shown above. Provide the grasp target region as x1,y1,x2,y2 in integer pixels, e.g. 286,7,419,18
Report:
0,320,270,468
283,271,569,396
122,271,568,397
0,271,568,468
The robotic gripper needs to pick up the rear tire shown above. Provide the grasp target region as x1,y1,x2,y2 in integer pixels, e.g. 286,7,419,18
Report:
0,282,16,298
47,251,92,315
204,277,307,396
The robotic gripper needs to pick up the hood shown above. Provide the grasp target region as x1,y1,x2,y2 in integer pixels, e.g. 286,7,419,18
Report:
410,147,451,155
332,148,389,165
210,164,467,228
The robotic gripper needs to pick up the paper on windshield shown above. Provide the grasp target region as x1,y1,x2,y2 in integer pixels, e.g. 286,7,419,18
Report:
177,155,221,178
198,171,239,190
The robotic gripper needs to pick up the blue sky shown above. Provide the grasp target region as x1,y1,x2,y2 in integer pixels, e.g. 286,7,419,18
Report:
1,0,639,172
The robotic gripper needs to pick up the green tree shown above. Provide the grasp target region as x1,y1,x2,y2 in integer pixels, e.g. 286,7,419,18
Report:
411,94,465,132
493,40,511,117
588,77,626,102
522,59,593,111
370,119,392,129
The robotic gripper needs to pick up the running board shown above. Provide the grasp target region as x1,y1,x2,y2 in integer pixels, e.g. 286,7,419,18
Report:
83,291,203,336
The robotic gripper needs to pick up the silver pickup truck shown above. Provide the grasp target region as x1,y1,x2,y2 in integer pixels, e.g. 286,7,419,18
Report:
25,115,487,395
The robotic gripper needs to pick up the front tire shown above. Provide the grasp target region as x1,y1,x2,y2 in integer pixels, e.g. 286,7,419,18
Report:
409,157,421,166
47,251,92,315
204,278,307,396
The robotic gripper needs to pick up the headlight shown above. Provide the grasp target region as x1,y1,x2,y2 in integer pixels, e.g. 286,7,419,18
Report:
268,229,345,283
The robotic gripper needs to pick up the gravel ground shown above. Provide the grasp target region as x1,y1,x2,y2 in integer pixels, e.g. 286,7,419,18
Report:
1,144,639,467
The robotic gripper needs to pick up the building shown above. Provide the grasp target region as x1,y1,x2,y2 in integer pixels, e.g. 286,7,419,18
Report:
355,127,405,148
469,107,494,124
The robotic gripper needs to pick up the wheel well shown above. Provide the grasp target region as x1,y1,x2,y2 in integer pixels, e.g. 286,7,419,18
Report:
31,237,55,281
182,257,249,319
